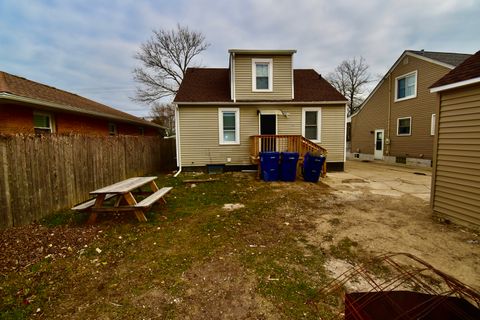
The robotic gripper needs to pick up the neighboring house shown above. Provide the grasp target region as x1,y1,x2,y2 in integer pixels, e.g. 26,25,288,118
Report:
429,50,480,228
0,71,163,136
173,49,348,172
350,50,471,166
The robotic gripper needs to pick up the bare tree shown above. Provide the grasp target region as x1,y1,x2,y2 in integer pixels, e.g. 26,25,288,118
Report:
133,24,210,103
150,103,176,136
326,57,371,116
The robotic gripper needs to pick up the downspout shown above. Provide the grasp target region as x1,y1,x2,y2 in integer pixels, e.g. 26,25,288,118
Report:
232,52,236,102
386,74,392,156
343,102,347,162
173,104,182,177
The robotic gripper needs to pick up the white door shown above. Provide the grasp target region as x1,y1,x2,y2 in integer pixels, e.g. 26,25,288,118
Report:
374,129,384,160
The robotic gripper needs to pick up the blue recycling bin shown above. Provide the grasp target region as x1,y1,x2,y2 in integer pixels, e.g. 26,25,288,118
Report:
280,152,299,182
303,152,326,182
260,152,280,181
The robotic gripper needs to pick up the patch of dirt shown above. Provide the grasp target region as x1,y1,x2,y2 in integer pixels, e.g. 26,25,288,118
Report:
306,162,480,290
0,223,100,272
324,258,381,292
179,257,277,319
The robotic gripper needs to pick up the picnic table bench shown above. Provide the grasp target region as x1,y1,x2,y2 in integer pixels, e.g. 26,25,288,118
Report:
72,176,172,223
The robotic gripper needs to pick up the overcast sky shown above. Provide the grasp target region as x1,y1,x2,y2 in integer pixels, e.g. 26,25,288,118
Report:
1,0,479,117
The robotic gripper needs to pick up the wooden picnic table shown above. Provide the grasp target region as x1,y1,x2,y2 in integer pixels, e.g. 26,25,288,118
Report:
72,176,172,223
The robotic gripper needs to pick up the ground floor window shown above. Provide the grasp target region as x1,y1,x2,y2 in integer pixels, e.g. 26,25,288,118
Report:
218,108,240,144
109,122,117,135
33,112,54,134
397,117,412,136
302,107,322,142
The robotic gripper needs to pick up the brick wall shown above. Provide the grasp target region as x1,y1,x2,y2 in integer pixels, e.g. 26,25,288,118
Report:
1,103,160,136
0,105,35,134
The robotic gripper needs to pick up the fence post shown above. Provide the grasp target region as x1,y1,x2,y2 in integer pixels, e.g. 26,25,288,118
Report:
0,137,13,228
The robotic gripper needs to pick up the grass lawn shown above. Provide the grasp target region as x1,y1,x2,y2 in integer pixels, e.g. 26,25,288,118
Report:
0,172,388,319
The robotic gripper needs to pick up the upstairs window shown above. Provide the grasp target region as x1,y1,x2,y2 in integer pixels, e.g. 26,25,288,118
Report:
252,58,273,92
218,108,240,144
397,117,412,136
395,71,417,101
33,112,54,134
302,108,322,142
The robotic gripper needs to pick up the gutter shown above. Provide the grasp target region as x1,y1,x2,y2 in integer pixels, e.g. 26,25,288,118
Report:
173,104,182,177
174,100,348,106
0,92,164,129
231,52,236,102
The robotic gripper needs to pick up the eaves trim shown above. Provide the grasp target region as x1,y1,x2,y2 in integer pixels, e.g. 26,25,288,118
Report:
430,76,480,93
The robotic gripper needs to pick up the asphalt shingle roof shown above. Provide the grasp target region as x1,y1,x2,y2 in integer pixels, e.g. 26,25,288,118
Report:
174,68,346,103
408,50,471,67
431,50,480,88
0,71,159,128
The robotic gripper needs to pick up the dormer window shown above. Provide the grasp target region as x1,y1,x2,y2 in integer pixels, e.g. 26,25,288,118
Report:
252,58,273,92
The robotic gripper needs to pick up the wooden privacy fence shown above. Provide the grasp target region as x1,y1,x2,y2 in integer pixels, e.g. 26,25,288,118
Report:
0,134,176,228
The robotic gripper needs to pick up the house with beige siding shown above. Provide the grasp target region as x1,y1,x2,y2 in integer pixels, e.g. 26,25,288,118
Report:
173,49,347,173
430,50,480,229
350,50,471,166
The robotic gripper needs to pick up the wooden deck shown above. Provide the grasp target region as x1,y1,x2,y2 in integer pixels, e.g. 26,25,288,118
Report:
249,135,328,176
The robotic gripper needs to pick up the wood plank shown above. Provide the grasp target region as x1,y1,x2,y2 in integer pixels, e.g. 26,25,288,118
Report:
71,194,117,211
122,192,147,222
90,176,157,194
0,137,13,228
135,187,172,208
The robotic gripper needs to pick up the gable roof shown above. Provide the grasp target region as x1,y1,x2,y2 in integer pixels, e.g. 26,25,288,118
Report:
174,68,347,104
0,71,161,128
351,50,472,118
430,50,480,92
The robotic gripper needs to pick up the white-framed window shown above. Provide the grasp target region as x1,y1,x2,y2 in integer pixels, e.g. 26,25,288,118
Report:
397,117,412,136
301,107,322,142
395,71,417,101
218,108,240,145
33,112,54,134
108,122,117,135
431,114,436,136
252,58,273,92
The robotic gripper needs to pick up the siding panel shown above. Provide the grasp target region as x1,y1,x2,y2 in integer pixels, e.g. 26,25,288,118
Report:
432,85,480,228
235,55,293,100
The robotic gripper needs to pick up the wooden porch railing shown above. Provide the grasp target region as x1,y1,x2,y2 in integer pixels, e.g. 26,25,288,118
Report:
249,135,328,176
